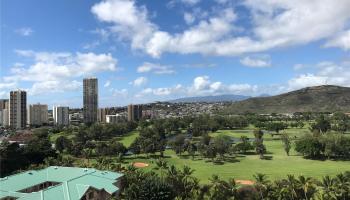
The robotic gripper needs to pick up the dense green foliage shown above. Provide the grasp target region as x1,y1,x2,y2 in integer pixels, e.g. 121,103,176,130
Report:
295,133,350,159
0,129,56,176
119,162,350,200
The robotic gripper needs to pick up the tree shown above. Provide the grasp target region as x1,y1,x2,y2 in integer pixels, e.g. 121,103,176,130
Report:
295,134,324,159
124,173,175,200
155,159,168,179
207,175,237,200
186,142,197,160
82,148,93,164
171,134,186,155
234,136,254,154
254,129,266,159
111,141,127,156
129,137,141,156
55,136,72,153
254,173,270,199
0,141,27,176
25,137,57,164
213,135,231,160
281,133,292,156
310,115,331,134
298,175,316,200
166,165,199,199
266,122,288,136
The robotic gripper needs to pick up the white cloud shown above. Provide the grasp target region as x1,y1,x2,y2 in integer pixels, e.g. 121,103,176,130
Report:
136,75,258,98
0,82,17,90
137,62,175,74
293,64,306,71
240,55,271,67
137,84,183,97
104,80,111,87
184,12,195,25
189,75,258,96
29,80,82,95
132,76,148,87
288,61,350,90
4,50,118,95
15,27,34,36
324,30,350,50
111,88,128,97
92,0,350,57
181,0,200,6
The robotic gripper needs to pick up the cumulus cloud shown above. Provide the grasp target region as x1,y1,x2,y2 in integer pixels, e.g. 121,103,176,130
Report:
136,75,258,98
132,76,148,87
15,27,34,36
137,62,175,74
324,30,350,50
240,55,271,67
288,61,350,90
91,0,350,57
3,50,118,95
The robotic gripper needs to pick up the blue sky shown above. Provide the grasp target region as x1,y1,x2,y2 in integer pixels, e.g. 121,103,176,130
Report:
1,0,350,107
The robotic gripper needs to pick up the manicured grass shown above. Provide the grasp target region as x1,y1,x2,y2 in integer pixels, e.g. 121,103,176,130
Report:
122,129,350,183
116,131,139,147
49,132,75,142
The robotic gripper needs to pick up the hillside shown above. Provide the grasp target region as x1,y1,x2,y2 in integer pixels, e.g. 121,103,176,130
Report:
223,85,350,114
170,94,250,103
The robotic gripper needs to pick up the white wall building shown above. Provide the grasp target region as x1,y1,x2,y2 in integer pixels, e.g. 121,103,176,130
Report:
53,106,69,126
106,114,125,124
28,104,48,126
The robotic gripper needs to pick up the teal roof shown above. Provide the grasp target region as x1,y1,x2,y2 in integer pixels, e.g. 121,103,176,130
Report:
0,166,123,200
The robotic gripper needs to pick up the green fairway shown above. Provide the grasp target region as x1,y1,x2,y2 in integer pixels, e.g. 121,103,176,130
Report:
122,129,350,183
116,130,139,147
49,131,75,142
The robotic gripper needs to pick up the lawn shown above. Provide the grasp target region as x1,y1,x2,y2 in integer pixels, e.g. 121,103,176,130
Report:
121,129,350,183
49,131,75,142
116,130,139,147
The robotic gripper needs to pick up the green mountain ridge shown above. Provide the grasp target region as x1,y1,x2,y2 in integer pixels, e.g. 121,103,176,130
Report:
224,85,350,114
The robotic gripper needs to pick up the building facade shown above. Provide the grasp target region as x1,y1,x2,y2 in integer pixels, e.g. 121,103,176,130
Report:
9,90,27,129
0,99,9,126
106,114,125,124
53,106,69,126
98,108,107,123
83,78,98,124
127,104,142,121
28,104,48,126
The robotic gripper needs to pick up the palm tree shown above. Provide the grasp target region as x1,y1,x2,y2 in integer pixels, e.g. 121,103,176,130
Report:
335,173,350,200
298,175,316,200
155,158,168,179
254,173,269,200
286,175,298,200
319,175,338,199
82,148,93,165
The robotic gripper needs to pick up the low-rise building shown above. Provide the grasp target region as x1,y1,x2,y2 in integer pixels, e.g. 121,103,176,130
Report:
0,166,123,200
106,114,126,124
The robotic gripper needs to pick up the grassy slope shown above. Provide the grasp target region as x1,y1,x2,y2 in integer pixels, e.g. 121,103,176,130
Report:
122,129,350,183
116,131,139,147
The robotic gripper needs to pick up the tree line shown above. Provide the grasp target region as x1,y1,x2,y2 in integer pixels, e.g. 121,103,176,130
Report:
120,161,350,200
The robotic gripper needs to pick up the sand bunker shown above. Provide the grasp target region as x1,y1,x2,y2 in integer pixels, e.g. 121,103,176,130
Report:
133,162,149,168
236,180,255,185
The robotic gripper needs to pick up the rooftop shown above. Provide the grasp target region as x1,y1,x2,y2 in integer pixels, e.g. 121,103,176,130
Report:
0,166,123,200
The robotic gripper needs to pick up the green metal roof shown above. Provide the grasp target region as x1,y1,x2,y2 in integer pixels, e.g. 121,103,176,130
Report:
0,166,123,200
